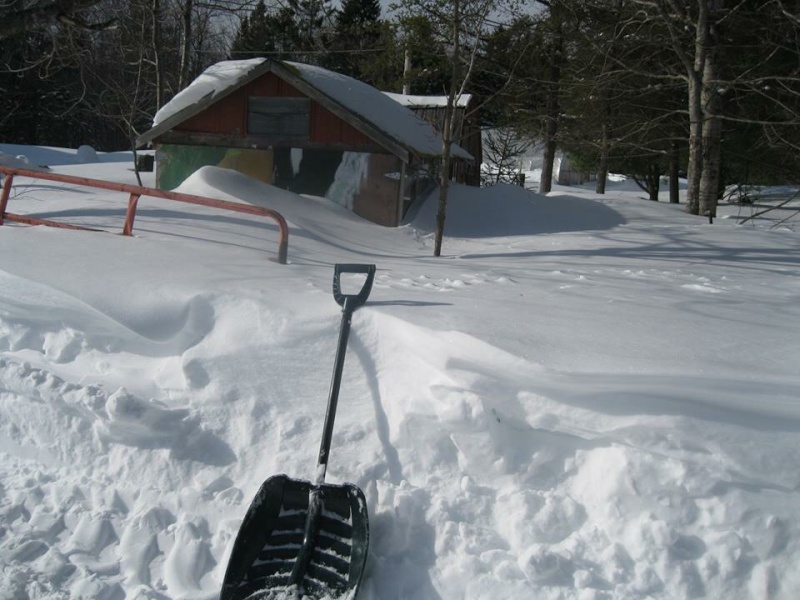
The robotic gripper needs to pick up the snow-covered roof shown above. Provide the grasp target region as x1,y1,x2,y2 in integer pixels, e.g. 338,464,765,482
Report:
384,92,472,109
152,59,265,128
139,59,472,162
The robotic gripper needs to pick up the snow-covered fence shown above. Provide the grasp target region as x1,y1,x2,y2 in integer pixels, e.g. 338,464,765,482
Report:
0,166,289,264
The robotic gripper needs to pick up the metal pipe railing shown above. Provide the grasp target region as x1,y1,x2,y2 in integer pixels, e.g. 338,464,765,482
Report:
0,166,289,264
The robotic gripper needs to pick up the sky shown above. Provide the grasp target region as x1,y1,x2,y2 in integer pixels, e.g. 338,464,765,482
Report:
1,144,800,599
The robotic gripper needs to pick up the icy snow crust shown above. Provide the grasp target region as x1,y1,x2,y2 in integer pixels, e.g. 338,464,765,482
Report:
1,146,800,599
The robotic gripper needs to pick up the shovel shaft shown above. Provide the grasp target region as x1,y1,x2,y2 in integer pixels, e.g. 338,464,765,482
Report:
296,266,374,587
316,299,354,483
316,265,375,483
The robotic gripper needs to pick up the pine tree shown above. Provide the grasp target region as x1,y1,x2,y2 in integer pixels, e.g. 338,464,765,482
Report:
289,0,335,63
230,1,300,61
325,0,383,80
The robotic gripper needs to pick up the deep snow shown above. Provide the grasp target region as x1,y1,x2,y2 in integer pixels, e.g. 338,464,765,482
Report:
1,146,800,600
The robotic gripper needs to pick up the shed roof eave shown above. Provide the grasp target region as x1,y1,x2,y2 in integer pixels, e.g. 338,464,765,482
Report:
136,59,273,148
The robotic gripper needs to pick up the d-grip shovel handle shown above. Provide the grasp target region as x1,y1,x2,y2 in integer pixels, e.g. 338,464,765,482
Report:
316,264,376,483
333,264,376,310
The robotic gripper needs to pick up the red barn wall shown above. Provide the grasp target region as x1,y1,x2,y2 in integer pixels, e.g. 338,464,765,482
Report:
177,72,374,147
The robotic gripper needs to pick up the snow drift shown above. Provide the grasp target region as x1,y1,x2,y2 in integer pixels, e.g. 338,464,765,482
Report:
1,146,799,599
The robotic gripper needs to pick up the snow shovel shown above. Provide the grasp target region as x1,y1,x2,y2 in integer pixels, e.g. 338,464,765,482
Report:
220,263,375,600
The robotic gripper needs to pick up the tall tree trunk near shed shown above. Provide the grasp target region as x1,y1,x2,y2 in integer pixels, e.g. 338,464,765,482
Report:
179,0,195,91
434,0,461,257
434,127,453,257
151,0,164,109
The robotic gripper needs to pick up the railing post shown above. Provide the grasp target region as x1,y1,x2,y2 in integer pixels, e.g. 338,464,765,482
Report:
0,172,14,225
123,193,140,235
278,237,288,265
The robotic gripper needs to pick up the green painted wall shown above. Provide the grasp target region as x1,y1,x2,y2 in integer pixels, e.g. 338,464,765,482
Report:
156,145,273,190
154,143,402,226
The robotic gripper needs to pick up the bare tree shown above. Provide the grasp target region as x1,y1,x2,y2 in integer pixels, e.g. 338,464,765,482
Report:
397,0,500,256
532,0,566,194
0,0,117,40
174,0,256,91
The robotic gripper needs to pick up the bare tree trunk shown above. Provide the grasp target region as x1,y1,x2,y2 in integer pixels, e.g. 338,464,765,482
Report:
539,26,562,194
434,0,461,257
538,0,564,194
686,74,703,213
596,122,608,194
699,118,722,216
684,0,711,214
151,0,164,109
434,113,455,255
647,164,660,200
669,140,680,204
178,0,194,91
698,1,722,218
403,46,412,95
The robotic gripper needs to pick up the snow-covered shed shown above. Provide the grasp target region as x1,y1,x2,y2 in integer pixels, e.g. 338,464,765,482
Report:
385,92,482,187
136,59,473,226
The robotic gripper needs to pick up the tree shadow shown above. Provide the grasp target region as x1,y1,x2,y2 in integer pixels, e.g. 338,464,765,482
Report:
408,186,627,238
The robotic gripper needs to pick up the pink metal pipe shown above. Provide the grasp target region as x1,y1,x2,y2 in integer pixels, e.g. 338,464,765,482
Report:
2,213,101,232
0,166,290,264
123,193,141,236
0,171,14,225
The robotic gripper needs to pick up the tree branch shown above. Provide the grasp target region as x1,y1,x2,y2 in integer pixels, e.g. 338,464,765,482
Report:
0,0,116,40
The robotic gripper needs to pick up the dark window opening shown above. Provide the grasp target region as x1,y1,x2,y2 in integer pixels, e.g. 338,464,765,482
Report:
248,97,310,139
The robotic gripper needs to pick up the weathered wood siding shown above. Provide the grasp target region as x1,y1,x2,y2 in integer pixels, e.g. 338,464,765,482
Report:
352,154,403,227
176,72,375,148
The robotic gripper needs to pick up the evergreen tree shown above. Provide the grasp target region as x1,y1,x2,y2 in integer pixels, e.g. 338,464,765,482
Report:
231,0,335,65
396,14,451,95
230,1,300,61
289,0,336,63
325,0,384,80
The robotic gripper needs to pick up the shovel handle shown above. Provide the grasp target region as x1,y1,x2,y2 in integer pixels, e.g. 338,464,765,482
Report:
333,264,376,310
317,264,376,484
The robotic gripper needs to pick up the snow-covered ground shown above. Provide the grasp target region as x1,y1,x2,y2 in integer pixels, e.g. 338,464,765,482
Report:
1,146,799,600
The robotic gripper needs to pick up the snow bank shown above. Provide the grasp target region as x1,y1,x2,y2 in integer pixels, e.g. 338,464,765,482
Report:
1,153,800,599
0,152,49,171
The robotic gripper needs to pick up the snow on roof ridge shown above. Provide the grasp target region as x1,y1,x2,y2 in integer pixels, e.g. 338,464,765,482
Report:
153,58,267,127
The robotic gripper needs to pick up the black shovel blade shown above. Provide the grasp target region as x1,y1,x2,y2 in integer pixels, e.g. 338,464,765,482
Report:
220,474,369,600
